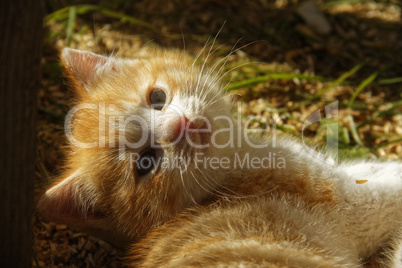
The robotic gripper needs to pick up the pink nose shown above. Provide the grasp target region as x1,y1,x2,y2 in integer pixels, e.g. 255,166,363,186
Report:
163,114,210,144
168,116,188,142
170,116,202,141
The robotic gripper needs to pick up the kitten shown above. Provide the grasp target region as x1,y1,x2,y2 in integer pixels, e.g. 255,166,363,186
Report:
38,46,402,267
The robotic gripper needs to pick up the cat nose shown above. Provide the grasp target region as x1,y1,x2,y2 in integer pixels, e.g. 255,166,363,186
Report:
168,116,207,143
177,115,189,134
175,116,211,145
159,115,187,143
159,112,210,144
171,116,190,141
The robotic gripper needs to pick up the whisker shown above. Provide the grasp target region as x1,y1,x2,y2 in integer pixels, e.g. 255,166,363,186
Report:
192,36,212,67
208,61,262,96
196,23,226,97
196,40,260,110
179,165,198,205
189,170,221,198
203,37,244,82
180,25,186,52
196,168,253,199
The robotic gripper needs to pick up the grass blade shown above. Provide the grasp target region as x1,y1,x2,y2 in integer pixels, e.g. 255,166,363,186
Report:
46,5,157,32
66,6,76,46
313,63,363,99
96,7,157,31
374,138,402,149
45,6,70,21
378,77,402,85
347,71,378,108
348,115,364,147
224,73,327,91
357,99,402,129
342,127,350,144
33,251,42,268
322,0,372,8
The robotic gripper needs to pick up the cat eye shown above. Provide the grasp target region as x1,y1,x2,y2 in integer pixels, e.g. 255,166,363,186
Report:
136,148,156,177
148,88,167,110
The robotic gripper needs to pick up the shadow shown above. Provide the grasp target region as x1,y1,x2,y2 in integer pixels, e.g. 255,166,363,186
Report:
45,0,402,82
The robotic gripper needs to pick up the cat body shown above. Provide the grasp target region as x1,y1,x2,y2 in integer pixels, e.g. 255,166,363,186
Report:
127,135,402,267
129,156,402,267
38,47,402,267
129,197,362,267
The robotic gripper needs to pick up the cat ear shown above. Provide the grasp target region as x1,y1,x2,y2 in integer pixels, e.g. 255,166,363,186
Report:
38,171,103,225
38,172,131,247
61,48,117,93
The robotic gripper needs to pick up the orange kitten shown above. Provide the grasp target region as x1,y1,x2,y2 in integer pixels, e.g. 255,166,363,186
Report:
39,47,402,267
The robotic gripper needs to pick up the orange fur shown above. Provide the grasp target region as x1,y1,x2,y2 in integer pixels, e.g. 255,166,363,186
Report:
38,47,402,267
128,197,360,267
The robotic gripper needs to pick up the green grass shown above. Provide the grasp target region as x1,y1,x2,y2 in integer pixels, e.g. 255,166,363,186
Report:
225,73,328,92
221,58,401,159
313,63,363,99
46,4,158,31
348,71,378,108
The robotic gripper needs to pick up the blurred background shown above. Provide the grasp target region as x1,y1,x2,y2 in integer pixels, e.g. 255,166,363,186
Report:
34,0,401,266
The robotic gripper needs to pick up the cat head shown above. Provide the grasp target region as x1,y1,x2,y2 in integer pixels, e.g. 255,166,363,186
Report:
38,47,237,246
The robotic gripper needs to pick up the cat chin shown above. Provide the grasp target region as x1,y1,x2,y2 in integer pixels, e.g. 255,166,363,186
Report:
80,222,133,249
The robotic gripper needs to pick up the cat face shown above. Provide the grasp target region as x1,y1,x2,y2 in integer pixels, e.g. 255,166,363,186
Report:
38,47,235,246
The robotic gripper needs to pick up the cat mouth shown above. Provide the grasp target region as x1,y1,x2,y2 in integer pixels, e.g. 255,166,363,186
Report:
185,129,211,147
183,119,211,148
159,116,212,151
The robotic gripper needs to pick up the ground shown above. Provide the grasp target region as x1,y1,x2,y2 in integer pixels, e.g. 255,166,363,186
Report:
34,0,402,267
